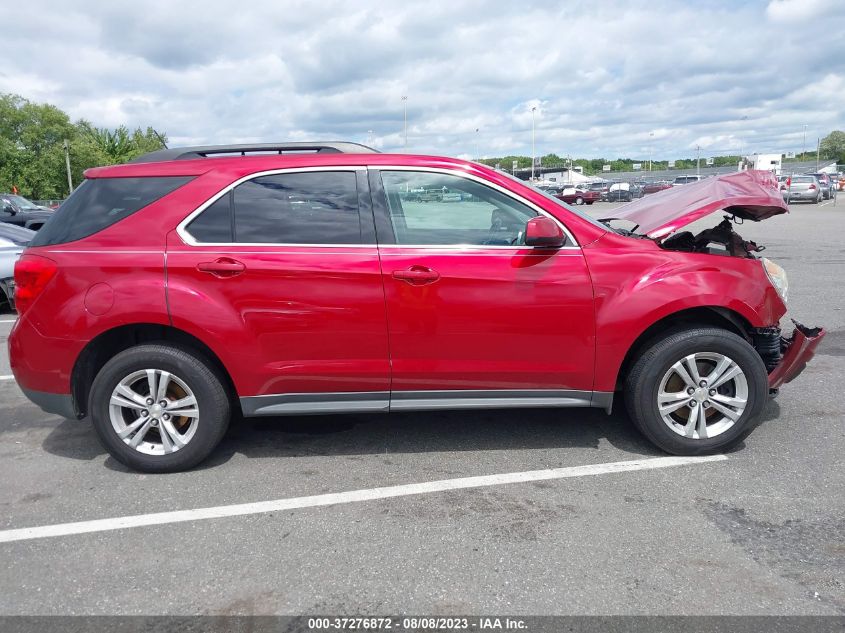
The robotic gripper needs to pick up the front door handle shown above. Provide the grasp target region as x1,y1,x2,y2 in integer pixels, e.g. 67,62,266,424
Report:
392,266,440,286
197,258,245,278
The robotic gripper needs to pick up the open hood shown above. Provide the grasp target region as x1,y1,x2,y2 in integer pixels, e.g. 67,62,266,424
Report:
605,170,788,239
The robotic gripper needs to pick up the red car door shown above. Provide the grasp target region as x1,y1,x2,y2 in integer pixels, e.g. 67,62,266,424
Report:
166,168,391,415
370,168,597,410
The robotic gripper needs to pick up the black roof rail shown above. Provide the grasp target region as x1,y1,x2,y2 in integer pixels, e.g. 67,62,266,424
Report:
130,141,380,164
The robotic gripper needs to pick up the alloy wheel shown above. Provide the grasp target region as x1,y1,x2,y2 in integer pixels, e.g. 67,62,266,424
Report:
656,352,748,440
109,369,200,455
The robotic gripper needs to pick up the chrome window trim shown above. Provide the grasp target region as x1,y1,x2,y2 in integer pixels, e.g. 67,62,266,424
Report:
176,166,369,247
370,165,580,250
176,164,581,251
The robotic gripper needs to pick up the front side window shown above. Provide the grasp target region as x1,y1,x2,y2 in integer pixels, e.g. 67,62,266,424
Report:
233,171,360,244
379,171,537,246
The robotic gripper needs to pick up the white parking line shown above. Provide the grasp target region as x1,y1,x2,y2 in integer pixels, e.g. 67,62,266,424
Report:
0,376,15,381
0,454,726,544
0,319,16,323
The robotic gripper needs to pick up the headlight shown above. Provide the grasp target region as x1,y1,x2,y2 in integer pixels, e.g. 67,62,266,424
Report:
762,257,788,304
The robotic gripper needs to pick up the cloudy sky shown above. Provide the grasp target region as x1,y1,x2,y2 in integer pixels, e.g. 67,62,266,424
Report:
3,0,844,161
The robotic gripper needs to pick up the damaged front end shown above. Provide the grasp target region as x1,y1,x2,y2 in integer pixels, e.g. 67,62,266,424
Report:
765,321,826,392
606,171,826,394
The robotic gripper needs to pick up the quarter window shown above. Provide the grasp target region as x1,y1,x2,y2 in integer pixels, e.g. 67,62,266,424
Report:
187,193,233,242
379,171,538,246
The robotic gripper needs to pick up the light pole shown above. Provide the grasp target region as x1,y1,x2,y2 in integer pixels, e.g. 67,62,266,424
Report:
802,124,807,160
367,130,373,146
649,132,654,172
531,106,537,182
63,140,73,195
475,128,479,161
696,145,701,176
401,96,408,150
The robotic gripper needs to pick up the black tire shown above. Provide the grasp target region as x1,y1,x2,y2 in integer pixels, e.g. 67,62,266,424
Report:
89,344,231,473
624,327,768,455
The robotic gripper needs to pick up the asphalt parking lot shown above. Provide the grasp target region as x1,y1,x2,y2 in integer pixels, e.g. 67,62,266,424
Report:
0,197,842,616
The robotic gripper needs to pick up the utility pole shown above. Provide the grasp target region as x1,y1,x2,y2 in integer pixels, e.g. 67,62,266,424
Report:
475,128,479,161
696,145,701,176
817,137,820,171
401,96,408,150
531,106,537,182
63,140,73,195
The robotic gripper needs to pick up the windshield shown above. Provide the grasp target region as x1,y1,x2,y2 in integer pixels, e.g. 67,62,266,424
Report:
495,171,609,232
0,223,35,246
5,195,40,210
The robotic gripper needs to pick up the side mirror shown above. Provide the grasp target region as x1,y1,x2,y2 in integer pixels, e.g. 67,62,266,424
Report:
524,216,565,248
2,204,15,215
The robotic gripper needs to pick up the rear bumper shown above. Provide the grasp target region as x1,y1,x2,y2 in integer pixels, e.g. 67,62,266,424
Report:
20,388,77,420
767,322,826,390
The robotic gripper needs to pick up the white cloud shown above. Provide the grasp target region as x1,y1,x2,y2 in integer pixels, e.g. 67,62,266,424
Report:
4,0,845,160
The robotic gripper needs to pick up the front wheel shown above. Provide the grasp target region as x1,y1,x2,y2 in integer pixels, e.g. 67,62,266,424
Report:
624,328,768,455
575,197,584,205
89,344,231,472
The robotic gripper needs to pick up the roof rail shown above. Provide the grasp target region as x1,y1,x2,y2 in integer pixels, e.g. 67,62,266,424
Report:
130,141,380,164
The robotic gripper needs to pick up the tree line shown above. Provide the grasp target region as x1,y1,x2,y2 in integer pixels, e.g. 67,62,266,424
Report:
0,93,167,199
479,132,845,176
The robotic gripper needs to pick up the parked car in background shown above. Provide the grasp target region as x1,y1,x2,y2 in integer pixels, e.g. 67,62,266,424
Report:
781,175,822,203
0,223,35,311
9,144,823,472
605,182,642,202
642,181,672,195
806,173,835,200
588,182,610,198
672,175,703,186
554,185,600,205
0,194,54,230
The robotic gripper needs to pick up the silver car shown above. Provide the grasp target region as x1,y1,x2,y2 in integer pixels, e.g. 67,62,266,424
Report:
0,224,35,311
782,175,823,204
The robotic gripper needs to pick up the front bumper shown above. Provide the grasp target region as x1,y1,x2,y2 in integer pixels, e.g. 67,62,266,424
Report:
768,321,826,390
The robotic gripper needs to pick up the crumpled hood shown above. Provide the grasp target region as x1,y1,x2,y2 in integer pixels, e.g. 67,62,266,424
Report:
604,170,788,239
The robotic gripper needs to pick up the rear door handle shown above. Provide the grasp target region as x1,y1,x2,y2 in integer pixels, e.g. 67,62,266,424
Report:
197,258,245,278
392,266,440,285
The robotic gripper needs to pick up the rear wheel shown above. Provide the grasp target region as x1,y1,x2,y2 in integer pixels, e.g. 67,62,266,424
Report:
89,344,231,472
575,196,584,205
624,327,768,455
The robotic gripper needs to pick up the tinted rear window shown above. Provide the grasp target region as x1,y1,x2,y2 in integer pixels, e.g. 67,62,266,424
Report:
233,171,360,244
30,176,194,246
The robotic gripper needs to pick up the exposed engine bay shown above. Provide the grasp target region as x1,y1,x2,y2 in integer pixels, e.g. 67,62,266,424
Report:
659,216,766,258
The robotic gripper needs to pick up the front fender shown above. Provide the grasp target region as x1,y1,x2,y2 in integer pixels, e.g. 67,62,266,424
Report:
584,237,785,392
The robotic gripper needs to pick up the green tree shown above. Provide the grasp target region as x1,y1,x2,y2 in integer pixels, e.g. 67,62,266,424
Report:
0,93,167,199
820,131,845,163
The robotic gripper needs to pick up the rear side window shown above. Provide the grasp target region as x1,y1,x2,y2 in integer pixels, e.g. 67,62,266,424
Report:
30,176,194,247
232,171,360,244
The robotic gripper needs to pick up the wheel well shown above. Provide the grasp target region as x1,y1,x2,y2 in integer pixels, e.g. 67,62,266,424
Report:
614,307,752,391
71,324,237,419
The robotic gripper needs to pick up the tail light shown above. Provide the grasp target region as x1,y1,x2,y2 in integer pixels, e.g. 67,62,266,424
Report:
809,184,817,190
14,254,57,315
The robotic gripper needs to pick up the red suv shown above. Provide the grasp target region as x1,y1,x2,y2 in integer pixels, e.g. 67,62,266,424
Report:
8,143,825,472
